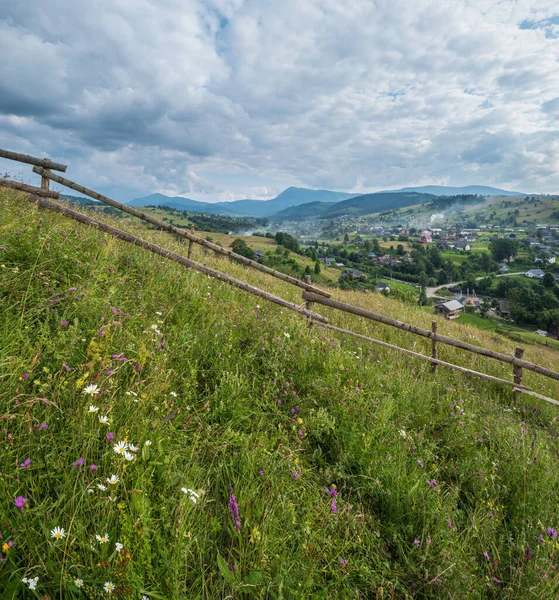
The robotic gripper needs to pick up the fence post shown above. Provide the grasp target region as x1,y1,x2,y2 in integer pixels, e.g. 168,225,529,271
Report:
513,346,525,401
431,321,438,372
304,275,314,329
41,170,50,190
187,225,195,260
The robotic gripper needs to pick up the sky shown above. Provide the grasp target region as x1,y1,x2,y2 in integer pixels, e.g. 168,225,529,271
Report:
0,0,558,202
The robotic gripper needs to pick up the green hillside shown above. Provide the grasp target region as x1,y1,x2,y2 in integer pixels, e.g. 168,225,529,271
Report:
2,188,559,598
323,191,437,218
270,201,331,220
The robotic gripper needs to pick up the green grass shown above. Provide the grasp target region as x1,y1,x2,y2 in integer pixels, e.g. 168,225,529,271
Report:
2,189,559,598
452,312,497,330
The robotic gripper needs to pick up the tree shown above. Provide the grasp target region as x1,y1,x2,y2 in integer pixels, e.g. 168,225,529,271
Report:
418,286,428,306
543,272,556,289
396,244,405,256
344,233,350,243
314,262,321,275
304,265,312,276
479,252,493,274
489,238,519,263
230,238,255,260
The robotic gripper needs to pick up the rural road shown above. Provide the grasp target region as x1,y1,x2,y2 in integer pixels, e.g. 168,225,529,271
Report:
426,272,525,298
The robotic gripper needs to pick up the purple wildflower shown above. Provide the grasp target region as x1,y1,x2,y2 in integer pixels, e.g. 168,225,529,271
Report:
417,460,423,468
414,538,420,548
72,457,84,468
258,470,264,476
62,364,71,372
426,479,437,488
331,499,337,513
547,527,557,538
69,287,76,291
539,534,544,543
107,369,115,375
445,519,453,529
90,464,97,471
339,558,348,565
228,494,241,532
20,458,31,468
106,432,114,442
40,423,48,430
493,577,501,584
21,373,28,380
14,496,28,511
60,320,69,326
292,472,299,479
483,552,490,561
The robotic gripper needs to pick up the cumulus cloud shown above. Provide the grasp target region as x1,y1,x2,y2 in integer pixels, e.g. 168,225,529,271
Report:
0,0,558,199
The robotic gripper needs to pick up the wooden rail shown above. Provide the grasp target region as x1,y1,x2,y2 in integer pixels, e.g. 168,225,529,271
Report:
0,178,60,199
0,149,67,172
33,167,331,298
302,291,559,384
26,194,328,324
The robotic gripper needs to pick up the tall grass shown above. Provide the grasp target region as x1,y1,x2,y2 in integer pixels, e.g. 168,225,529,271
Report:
2,190,559,598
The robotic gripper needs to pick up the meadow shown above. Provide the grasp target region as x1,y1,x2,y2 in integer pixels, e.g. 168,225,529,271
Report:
2,188,559,598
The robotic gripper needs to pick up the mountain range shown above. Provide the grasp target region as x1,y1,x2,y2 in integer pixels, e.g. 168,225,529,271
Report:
126,184,525,220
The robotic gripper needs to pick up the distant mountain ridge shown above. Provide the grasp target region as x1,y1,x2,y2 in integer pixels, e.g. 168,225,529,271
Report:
127,184,526,219
127,187,358,217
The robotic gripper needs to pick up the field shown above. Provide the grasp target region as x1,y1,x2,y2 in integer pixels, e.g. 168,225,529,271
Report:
2,189,559,598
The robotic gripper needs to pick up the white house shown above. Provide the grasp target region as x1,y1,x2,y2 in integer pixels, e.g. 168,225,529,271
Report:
534,254,556,265
525,269,545,279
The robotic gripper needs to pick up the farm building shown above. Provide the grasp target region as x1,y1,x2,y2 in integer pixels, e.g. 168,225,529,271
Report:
435,300,464,319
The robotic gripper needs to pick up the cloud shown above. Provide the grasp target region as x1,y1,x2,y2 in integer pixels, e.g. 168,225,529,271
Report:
1,0,558,199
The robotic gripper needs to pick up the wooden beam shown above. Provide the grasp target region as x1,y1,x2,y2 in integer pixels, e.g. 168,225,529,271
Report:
33,167,331,298
0,149,67,172
0,178,60,199
26,194,328,324
303,291,559,383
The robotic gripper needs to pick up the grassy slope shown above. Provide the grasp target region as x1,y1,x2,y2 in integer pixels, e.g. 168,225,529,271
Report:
2,190,559,598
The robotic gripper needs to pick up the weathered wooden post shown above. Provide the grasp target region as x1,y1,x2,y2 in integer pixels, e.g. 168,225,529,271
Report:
304,275,314,329
513,346,525,402
41,170,51,190
187,225,195,260
431,321,438,372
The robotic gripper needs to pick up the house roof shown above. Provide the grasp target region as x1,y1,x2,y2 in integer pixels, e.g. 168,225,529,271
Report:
441,300,464,311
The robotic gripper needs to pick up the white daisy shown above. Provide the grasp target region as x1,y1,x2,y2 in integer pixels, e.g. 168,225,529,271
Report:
107,475,119,485
115,542,123,552
169,391,178,397
74,578,84,588
284,332,291,338
124,451,135,461
144,440,152,446
128,444,139,452
50,526,66,540
104,581,115,593
83,384,100,396
96,533,109,544
88,405,100,413
97,483,107,491
99,415,109,425
87,489,94,494
113,441,128,455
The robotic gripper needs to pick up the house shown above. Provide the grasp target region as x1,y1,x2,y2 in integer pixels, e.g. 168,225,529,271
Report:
534,254,556,265
323,257,335,266
497,300,510,318
375,281,390,293
341,269,367,280
499,263,510,273
254,250,264,260
525,269,545,279
454,241,470,251
435,300,464,319
463,297,481,309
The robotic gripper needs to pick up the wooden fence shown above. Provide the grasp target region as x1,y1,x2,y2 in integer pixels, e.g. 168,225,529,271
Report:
1,148,559,407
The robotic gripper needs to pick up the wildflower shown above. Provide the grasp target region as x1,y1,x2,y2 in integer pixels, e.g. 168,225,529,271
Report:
170,391,178,397
181,488,199,503
90,464,97,471
74,578,84,588
426,479,437,488
259,470,264,476
40,423,48,430
331,499,337,513
414,538,421,548
547,527,558,538
60,320,69,326
339,557,348,565
445,519,453,529
104,581,115,593
84,384,100,396
399,429,407,438
50,527,66,540
417,460,424,468
106,432,114,441
483,552,490,561
292,472,299,479
72,457,85,468
115,542,123,552
284,332,291,338
228,494,241,531
2,542,11,552
14,496,28,511
107,475,119,485
124,451,135,461
128,444,139,452
20,458,31,468
113,441,128,455
22,577,39,590
88,405,100,413
96,533,109,544
63,364,71,372
99,416,109,425
493,577,501,583
144,440,152,446
97,484,107,491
